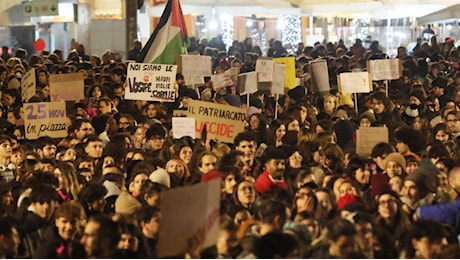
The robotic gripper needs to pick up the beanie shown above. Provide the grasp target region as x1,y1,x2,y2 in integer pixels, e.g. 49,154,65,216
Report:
149,168,171,188
201,170,224,183
337,194,358,210
359,110,376,124
115,191,142,215
383,152,406,170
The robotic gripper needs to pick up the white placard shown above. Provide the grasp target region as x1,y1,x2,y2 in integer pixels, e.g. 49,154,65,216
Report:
180,55,212,85
310,59,331,92
172,117,196,139
272,63,286,95
21,68,36,102
368,59,402,81
339,71,372,94
238,71,258,95
211,72,233,90
126,63,177,102
256,58,274,82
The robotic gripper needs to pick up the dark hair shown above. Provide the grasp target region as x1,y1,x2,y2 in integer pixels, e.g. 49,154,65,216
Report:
326,217,357,242
254,232,298,259
137,205,160,224
371,142,394,158
234,131,257,147
78,183,107,205
29,183,59,203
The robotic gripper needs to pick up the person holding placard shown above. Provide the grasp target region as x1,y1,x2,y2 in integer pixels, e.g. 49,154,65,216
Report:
368,92,404,139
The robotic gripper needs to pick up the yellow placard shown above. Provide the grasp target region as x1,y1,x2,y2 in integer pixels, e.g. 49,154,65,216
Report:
274,57,296,89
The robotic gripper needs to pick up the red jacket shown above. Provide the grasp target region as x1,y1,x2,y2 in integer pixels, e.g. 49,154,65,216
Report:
254,170,288,194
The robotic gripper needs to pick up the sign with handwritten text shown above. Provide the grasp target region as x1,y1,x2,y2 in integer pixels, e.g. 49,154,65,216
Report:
49,73,84,101
126,63,177,102
272,63,286,94
172,117,196,139
179,55,212,85
24,102,67,139
21,68,36,102
367,59,402,81
338,71,372,94
256,58,274,82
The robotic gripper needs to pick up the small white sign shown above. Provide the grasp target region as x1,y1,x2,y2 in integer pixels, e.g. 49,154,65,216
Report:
172,117,196,139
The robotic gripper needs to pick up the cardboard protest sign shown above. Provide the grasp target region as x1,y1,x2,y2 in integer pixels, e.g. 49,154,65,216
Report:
21,68,36,102
125,63,177,102
49,73,84,101
272,63,286,95
173,110,188,117
211,72,233,90
338,71,372,94
274,57,296,89
177,55,212,85
356,126,389,157
158,179,220,257
256,57,274,82
24,102,67,140
309,59,330,92
367,59,402,81
172,117,196,139
238,71,258,95
187,100,246,143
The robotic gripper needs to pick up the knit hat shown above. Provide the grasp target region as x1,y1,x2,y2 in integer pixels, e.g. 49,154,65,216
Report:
331,109,349,120
8,78,20,89
359,110,376,125
102,180,121,199
404,104,419,118
287,86,306,104
149,168,171,188
182,88,198,99
337,93,354,108
201,170,224,183
246,106,261,118
337,194,358,210
383,152,406,170
406,159,439,194
410,90,426,104
370,173,391,198
115,191,142,215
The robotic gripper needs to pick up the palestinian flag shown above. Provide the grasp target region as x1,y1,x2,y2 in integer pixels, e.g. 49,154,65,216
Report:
138,0,189,64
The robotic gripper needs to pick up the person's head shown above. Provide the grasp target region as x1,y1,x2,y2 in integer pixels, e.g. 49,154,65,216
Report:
175,143,193,165
234,131,257,166
216,216,240,257
325,218,357,258
432,123,450,143
165,158,190,183
138,180,163,207
146,124,166,151
128,171,149,197
54,201,86,241
0,217,20,258
84,135,103,159
394,126,426,154
448,167,460,194
256,199,288,231
382,152,406,178
54,161,80,199
233,179,256,208
29,183,59,220
35,136,56,159
71,119,94,141
80,214,120,258
293,185,317,214
117,222,141,252
323,94,338,113
445,110,460,134
346,157,371,185
197,151,217,174
262,148,287,180
376,191,400,220
0,135,12,159
118,114,135,130
404,219,445,259
78,183,107,213
369,92,390,114
270,119,287,142
371,142,395,170
137,205,161,239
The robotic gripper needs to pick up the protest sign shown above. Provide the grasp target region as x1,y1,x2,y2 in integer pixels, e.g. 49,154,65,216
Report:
272,63,286,95
187,100,246,143
125,63,177,102
367,59,402,81
309,59,330,92
172,117,196,139
21,68,36,102
178,55,212,86
24,102,67,140
274,57,296,89
173,110,188,117
211,72,233,90
49,73,84,101
158,179,220,257
338,71,372,94
238,71,258,95
356,126,389,157
256,58,274,82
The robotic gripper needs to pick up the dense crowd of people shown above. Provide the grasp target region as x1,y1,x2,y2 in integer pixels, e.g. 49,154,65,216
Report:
0,33,459,258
